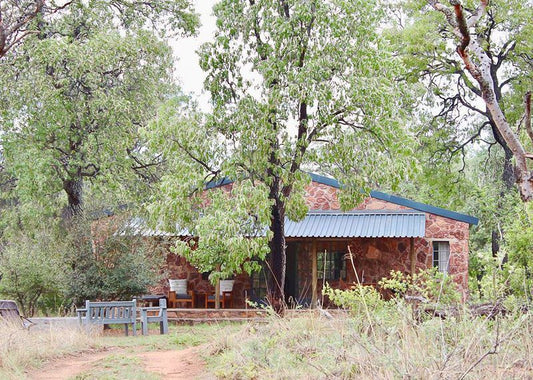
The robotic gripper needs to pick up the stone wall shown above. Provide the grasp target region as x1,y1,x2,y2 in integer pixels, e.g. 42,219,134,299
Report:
299,181,470,297
149,239,252,308
153,179,472,305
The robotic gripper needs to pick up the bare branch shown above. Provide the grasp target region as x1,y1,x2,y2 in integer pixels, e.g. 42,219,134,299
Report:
467,0,488,27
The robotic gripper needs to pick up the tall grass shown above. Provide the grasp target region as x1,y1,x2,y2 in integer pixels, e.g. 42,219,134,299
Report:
0,321,96,379
207,307,533,379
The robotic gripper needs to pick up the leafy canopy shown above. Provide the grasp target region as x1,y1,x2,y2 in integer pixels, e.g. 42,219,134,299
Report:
0,1,195,216
146,0,416,283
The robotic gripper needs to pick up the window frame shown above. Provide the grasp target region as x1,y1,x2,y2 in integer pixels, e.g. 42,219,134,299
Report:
317,250,346,281
432,240,451,273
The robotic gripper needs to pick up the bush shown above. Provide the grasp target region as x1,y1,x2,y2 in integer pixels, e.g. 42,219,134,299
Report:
0,229,66,316
379,268,461,304
63,214,164,306
323,283,389,316
0,209,164,314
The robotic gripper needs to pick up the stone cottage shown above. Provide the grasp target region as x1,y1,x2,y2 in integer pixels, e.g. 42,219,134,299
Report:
136,173,477,308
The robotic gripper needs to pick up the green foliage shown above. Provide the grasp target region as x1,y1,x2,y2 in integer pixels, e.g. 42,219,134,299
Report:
0,1,199,216
0,201,164,313
146,0,417,290
467,202,533,305
379,268,461,304
64,215,164,306
172,181,272,283
323,283,392,317
0,228,66,316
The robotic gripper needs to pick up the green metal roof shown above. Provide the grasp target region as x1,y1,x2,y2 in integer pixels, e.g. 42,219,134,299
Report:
285,210,426,238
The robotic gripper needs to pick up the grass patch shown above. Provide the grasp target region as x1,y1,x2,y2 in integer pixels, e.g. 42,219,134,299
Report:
0,320,243,379
102,322,240,351
0,321,97,379
72,354,160,380
206,308,533,379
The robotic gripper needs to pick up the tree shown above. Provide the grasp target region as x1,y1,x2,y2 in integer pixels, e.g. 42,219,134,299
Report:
0,2,198,218
0,0,198,59
395,0,532,200
146,0,413,310
390,0,532,260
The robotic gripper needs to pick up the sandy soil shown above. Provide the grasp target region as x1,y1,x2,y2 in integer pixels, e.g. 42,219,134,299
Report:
139,347,212,380
27,346,210,380
28,347,122,380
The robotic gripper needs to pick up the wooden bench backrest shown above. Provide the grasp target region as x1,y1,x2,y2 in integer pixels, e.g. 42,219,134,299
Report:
84,300,136,324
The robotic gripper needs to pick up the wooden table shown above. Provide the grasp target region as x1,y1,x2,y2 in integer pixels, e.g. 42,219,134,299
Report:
139,294,167,307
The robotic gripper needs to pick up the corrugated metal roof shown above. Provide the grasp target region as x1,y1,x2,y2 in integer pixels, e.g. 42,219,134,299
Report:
122,211,426,238
119,217,191,237
285,211,425,238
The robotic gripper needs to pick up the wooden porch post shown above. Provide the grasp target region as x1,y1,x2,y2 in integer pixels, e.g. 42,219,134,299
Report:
215,265,221,309
311,241,318,309
409,237,416,275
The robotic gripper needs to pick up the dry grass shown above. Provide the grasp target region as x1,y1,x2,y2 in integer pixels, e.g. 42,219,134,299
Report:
0,320,242,379
207,307,533,379
0,321,97,379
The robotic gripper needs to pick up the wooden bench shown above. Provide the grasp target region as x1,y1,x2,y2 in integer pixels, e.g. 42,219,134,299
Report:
76,300,137,336
0,300,33,329
140,298,168,336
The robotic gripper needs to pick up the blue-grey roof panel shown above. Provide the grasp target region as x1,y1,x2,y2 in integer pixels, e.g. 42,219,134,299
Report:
123,211,426,238
200,173,478,225
285,211,426,238
369,191,479,225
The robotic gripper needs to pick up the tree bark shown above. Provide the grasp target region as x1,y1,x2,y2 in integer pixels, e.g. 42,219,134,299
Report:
267,197,286,313
63,177,84,218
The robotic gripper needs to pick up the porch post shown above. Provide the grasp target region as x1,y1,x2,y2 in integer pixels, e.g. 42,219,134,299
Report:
215,265,221,309
409,237,416,275
311,241,318,309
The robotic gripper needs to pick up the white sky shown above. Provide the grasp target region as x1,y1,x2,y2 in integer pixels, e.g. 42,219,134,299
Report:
171,1,218,110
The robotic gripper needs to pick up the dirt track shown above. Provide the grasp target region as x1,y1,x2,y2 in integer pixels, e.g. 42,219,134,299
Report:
29,346,210,380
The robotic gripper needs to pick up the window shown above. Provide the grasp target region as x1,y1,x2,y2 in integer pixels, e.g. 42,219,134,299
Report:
317,251,346,280
433,241,450,273
250,262,268,301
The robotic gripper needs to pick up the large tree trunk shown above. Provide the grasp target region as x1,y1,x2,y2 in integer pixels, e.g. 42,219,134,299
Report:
267,198,286,313
63,177,84,218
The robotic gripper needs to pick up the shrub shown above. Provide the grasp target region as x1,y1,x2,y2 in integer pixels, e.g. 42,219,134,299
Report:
0,229,66,316
323,283,388,315
379,268,461,304
63,214,164,306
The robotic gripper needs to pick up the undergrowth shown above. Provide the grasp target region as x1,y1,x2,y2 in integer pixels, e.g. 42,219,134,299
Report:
207,304,533,379
0,321,97,379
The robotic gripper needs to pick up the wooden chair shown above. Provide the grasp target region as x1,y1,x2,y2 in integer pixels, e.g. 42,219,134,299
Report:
205,280,234,308
168,279,195,308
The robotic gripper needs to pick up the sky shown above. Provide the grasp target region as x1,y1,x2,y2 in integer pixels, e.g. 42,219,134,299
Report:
171,1,218,110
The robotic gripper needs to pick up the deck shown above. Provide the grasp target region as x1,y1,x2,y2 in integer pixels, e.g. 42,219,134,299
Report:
167,308,268,323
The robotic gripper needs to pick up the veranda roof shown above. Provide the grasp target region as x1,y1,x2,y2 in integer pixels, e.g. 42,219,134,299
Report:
285,210,425,238
122,210,426,239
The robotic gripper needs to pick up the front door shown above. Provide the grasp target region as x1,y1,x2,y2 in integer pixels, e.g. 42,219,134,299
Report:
285,242,299,306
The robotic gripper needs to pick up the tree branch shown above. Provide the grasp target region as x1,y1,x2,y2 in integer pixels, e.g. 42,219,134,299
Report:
524,91,532,144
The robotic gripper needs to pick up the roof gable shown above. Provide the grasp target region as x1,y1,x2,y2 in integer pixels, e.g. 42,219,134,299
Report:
307,173,478,225
206,172,479,225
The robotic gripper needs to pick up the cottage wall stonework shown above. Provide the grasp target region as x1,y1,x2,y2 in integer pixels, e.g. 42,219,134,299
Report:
156,180,472,306
300,181,470,297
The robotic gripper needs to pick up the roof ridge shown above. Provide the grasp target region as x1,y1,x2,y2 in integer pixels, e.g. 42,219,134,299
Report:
204,172,479,225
